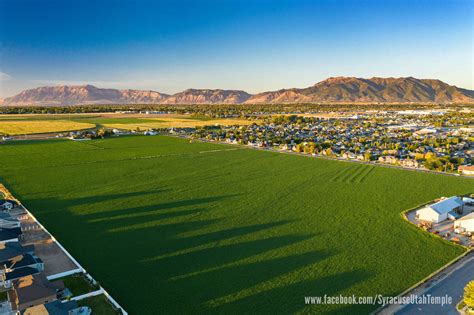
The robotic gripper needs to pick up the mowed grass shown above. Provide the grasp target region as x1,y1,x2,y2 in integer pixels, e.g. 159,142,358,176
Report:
0,136,472,314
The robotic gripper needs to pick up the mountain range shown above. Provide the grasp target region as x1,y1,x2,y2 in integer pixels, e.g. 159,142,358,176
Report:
2,77,473,106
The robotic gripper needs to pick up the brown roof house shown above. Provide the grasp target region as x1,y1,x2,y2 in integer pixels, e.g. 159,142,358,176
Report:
23,300,91,315
7,274,64,311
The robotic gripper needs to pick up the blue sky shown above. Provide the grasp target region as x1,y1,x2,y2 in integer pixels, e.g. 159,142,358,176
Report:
0,0,472,97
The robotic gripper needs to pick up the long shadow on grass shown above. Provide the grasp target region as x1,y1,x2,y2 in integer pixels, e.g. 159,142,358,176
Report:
35,189,168,212
82,194,236,220
23,193,351,314
102,228,324,313
31,189,172,215
210,269,373,314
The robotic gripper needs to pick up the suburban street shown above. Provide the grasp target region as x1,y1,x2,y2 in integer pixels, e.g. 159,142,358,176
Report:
394,253,474,315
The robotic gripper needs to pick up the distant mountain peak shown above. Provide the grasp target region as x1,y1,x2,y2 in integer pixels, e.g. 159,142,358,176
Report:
2,77,473,106
246,77,473,104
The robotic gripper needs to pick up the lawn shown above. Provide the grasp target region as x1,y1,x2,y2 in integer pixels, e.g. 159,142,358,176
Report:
59,273,99,296
0,135,472,314
78,294,121,315
0,291,7,302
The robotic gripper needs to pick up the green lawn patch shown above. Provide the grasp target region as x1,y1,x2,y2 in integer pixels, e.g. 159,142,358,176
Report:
0,291,8,301
0,135,472,314
59,274,99,296
77,294,120,315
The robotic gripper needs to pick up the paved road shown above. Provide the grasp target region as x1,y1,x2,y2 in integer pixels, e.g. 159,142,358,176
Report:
395,255,474,315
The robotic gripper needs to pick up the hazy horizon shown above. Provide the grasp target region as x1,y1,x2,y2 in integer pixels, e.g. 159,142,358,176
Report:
2,76,474,99
1,0,472,98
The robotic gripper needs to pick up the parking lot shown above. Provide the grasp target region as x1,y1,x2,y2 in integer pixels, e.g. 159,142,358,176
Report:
406,203,474,247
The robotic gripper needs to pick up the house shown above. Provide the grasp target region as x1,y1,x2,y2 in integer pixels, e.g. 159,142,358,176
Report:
415,127,438,135
454,212,474,234
0,200,17,211
0,228,22,244
416,196,464,223
0,213,20,229
399,159,420,168
8,274,64,312
0,242,34,264
458,165,474,176
23,300,91,315
1,254,44,288
1,267,41,288
378,156,398,164
342,152,356,159
3,254,43,273
144,130,158,136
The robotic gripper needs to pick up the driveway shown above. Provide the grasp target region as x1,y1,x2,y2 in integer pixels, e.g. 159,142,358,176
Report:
395,254,474,315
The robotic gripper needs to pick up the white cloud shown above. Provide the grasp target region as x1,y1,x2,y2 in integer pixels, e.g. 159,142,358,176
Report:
0,72,12,81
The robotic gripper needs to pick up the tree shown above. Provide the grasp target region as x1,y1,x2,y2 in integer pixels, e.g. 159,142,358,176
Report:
364,151,372,161
414,153,425,161
97,128,109,138
294,144,304,153
464,280,474,309
424,151,437,160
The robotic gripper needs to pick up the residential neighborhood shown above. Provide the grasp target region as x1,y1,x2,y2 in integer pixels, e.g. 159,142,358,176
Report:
0,186,124,315
159,109,473,174
0,0,473,313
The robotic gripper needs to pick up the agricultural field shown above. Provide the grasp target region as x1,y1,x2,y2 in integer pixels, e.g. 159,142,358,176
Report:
0,113,253,135
0,136,472,314
0,120,95,135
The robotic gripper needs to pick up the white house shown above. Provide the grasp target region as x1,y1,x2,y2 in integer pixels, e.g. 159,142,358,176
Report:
458,165,474,176
144,130,158,136
416,196,464,223
454,212,474,233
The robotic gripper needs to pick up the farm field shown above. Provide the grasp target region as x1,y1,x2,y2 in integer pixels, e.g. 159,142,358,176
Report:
0,120,95,135
0,113,253,135
0,136,472,314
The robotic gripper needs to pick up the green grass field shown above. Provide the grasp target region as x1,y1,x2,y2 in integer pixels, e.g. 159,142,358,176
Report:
0,136,472,314
78,294,121,314
60,274,100,296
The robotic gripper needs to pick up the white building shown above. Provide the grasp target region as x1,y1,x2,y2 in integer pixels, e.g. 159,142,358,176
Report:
458,165,474,176
144,130,158,136
454,212,474,233
416,196,464,223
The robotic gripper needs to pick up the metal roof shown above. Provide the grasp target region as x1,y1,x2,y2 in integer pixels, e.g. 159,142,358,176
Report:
429,196,463,215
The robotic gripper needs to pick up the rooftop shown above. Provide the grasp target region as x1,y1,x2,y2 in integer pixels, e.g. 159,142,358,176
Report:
430,196,464,214
456,212,474,222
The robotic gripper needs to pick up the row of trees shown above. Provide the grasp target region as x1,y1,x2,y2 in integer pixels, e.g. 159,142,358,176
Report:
2,103,470,115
